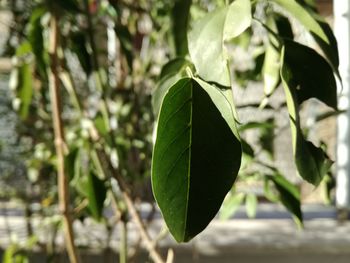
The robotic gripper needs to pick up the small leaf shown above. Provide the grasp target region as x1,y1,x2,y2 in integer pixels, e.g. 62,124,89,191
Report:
152,78,241,242
220,192,245,220
267,173,303,226
280,46,333,186
262,14,288,96
245,193,258,218
65,148,79,182
87,172,107,221
188,0,251,86
14,42,34,120
28,6,48,81
152,58,191,117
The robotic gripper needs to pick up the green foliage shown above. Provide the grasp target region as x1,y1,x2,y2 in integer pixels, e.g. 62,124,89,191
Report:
5,0,340,248
188,0,251,86
152,78,241,242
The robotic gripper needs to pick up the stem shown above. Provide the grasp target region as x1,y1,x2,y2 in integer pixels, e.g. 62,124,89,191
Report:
113,172,166,263
48,15,81,263
120,216,128,263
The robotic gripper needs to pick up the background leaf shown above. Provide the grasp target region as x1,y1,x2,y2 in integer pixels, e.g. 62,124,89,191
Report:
283,39,337,109
86,172,107,221
172,0,192,56
188,0,251,86
220,192,245,220
267,173,303,226
280,46,333,186
245,193,258,218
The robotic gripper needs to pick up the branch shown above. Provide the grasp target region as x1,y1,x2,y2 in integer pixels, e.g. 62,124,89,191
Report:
48,15,81,263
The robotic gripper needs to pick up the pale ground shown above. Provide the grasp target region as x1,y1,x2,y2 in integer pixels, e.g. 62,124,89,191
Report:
1,203,350,262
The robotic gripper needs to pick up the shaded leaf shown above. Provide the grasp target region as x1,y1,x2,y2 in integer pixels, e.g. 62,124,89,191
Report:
188,0,251,86
152,78,241,242
267,173,302,226
28,6,48,81
87,172,107,221
65,148,79,182
280,45,333,186
283,39,337,109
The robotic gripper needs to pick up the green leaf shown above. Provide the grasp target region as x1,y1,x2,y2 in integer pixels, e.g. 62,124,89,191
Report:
188,0,251,86
245,193,257,218
262,14,289,96
295,0,340,77
267,0,328,43
15,42,34,120
152,78,242,242
283,40,337,109
259,118,275,159
280,46,333,186
28,6,48,81
152,58,191,117
220,192,245,220
87,172,107,221
172,0,192,56
65,148,79,182
267,173,302,226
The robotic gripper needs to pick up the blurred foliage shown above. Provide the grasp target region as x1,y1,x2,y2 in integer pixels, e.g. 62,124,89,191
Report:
0,0,339,252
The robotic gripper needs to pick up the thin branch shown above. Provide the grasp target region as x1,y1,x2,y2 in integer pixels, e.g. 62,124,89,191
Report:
48,15,81,263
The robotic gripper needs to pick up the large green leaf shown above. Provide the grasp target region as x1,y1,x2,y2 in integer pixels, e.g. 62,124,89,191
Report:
188,0,251,86
283,39,337,109
280,46,333,186
172,0,192,56
152,78,241,242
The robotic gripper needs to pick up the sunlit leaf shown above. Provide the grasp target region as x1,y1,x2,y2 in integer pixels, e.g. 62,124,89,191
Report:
220,192,245,220
267,0,328,43
152,78,241,242
245,193,258,218
188,0,251,86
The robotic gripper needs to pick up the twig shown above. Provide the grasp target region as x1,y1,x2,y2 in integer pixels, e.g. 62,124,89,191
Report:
112,172,168,263
48,15,81,263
